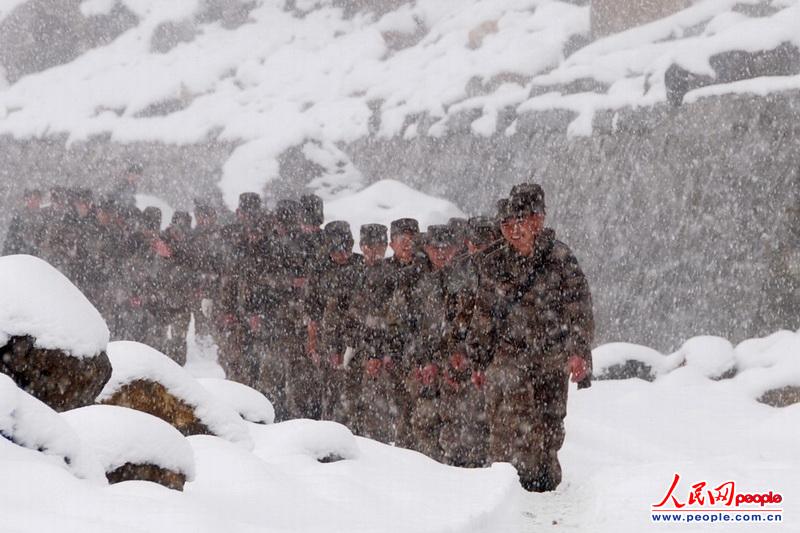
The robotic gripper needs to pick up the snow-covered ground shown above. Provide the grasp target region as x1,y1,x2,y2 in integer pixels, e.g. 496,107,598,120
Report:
2,0,798,205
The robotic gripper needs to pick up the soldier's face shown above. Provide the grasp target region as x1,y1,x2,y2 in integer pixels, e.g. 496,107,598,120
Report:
330,250,351,265
501,213,544,256
424,244,458,270
75,202,91,218
361,243,387,265
390,233,415,263
25,196,41,209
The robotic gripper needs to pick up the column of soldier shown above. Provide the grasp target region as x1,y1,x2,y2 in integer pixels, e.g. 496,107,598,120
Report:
3,178,594,493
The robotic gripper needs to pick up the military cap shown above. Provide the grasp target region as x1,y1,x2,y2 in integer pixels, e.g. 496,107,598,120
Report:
142,206,162,231
238,192,262,214
501,182,546,220
23,189,42,199
468,215,501,245
171,210,192,232
448,217,469,240
324,220,354,251
126,162,145,175
275,199,302,226
360,223,388,246
300,194,324,226
425,225,457,247
194,202,216,218
390,218,420,237
76,188,93,203
97,194,118,211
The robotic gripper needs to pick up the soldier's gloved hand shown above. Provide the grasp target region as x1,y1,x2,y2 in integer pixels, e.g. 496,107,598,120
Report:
365,358,382,377
420,363,439,386
329,353,344,368
568,355,589,384
309,350,321,366
153,239,173,258
471,370,486,390
248,315,262,331
449,352,468,372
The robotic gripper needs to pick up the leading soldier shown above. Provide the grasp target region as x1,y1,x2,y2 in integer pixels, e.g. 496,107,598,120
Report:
471,183,594,491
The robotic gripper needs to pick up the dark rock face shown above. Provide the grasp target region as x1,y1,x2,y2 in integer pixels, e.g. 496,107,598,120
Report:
758,385,800,408
665,42,800,106
0,336,112,412
100,379,211,437
594,360,656,382
106,462,187,491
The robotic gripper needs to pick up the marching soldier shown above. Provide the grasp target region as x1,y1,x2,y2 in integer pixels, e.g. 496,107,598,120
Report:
307,220,363,424
350,223,395,441
384,218,423,446
471,183,594,491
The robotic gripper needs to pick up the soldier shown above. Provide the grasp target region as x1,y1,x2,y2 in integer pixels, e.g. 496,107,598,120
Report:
471,183,594,492
153,210,194,364
384,218,423,447
350,223,395,442
84,196,124,325
261,199,311,419
190,202,225,342
402,225,471,461
127,206,164,345
437,217,501,467
112,162,143,208
3,189,44,257
307,220,363,425
448,217,470,255
217,192,262,383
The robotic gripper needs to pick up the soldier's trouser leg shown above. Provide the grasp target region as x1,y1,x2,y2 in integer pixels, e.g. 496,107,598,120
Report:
164,310,190,365
530,369,569,491
333,369,361,431
358,369,394,442
439,382,488,467
485,362,539,488
390,367,414,448
285,352,322,420
410,395,443,462
258,337,288,421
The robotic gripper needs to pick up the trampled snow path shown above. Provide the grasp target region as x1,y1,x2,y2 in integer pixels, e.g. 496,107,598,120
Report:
521,373,800,532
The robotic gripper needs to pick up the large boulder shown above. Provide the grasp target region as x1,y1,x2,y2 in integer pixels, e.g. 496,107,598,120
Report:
0,373,106,483
61,405,195,490
0,255,111,411
98,341,252,449
197,378,275,425
665,42,800,106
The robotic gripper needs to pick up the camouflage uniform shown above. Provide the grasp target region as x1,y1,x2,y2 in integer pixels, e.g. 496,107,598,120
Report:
470,185,594,491
349,224,395,442
401,225,472,462
437,216,501,467
306,221,363,426
383,218,423,447
189,204,226,341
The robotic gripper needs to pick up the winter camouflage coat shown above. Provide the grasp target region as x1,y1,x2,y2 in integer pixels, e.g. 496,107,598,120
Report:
468,228,594,374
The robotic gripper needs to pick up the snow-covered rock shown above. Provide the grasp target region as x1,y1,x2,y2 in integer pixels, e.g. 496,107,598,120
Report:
0,255,109,357
62,405,195,490
0,374,106,483
670,335,737,379
592,342,682,381
250,419,359,462
0,255,112,411
197,378,274,424
99,341,252,449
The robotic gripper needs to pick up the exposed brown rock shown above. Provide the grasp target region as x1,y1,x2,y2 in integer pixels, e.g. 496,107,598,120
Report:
0,336,112,412
100,379,211,436
758,386,800,408
106,462,187,491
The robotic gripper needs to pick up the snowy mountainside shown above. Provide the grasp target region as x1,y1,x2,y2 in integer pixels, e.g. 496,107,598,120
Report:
2,0,797,206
